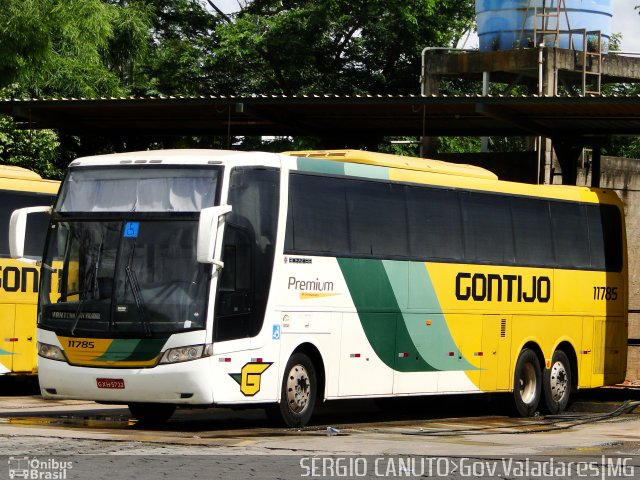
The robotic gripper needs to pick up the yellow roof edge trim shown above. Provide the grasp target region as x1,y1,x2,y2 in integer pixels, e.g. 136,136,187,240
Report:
282,149,499,181
0,164,44,181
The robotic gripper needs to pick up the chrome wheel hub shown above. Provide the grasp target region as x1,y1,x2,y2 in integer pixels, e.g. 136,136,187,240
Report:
519,362,537,405
286,364,310,413
549,360,568,402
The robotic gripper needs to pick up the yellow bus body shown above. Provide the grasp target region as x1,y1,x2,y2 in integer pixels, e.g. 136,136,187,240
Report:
0,165,59,375
285,150,628,393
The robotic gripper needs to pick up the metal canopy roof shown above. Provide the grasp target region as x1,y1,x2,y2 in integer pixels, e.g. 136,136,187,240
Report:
2,95,640,139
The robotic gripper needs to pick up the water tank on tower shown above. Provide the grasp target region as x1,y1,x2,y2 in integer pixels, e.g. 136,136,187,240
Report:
476,0,612,52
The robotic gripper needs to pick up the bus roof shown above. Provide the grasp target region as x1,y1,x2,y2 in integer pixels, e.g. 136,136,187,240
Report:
282,150,499,180
71,149,248,166
0,165,59,193
0,164,44,181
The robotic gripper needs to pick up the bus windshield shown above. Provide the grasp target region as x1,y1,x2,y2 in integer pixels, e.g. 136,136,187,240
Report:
40,219,210,337
39,165,222,337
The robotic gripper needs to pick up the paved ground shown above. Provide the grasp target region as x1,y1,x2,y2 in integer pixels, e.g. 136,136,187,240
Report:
1,380,639,479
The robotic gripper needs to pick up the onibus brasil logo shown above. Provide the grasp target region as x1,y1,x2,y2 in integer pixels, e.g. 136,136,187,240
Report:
8,456,72,479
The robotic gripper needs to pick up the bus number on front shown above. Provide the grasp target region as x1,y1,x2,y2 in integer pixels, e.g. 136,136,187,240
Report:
67,340,95,349
593,286,618,301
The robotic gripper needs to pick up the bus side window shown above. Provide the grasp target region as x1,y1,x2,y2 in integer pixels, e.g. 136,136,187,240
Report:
217,225,253,317
214,166,279,342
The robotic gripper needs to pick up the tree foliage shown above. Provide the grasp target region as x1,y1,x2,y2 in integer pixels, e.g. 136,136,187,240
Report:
0,0,153,176
211,0,475,95
10,1,639,175
133,0,222,95
0,0,152,97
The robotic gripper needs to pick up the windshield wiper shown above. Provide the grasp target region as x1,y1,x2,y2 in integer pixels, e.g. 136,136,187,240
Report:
69,270,95,336
69,236,104,336
125,265,151,336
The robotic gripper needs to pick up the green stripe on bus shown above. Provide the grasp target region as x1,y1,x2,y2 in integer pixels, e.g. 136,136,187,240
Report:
296,157,390,180
121,338,167,361
337,258,437,372
95,339,141,361
95,338,165,362
344,163,389,180
296,158,346,176
385,261,476,371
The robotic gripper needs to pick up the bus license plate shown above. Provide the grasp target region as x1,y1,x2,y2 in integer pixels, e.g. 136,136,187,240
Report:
96,378,125,389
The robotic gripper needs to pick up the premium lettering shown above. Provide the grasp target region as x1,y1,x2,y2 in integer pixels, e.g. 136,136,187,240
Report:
456,272,551,303
288,276,334,292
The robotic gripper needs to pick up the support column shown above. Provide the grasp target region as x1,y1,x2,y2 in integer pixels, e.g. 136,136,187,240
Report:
591,145,601,188
540,48,559,183
481,72,490,153
420,74,441,158
553,137,584,185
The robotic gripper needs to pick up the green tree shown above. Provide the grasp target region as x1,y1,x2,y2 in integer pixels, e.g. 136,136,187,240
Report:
0,0,152,97
133,0,222,95
0,117,62,178
0,0,153,177
208,0,475,95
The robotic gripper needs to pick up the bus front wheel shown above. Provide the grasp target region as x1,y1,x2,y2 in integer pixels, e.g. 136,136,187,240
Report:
513,348,542,417
128,403,176,425
543,350,572,414
269,353,317,428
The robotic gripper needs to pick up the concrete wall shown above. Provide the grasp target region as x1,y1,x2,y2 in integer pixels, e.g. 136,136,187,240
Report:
578,156,640,384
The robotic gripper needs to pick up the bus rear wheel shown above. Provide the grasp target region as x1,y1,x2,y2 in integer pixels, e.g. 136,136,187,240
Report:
268,353,317,428
513,348,542,417
128,403,176,425
543,350,572,414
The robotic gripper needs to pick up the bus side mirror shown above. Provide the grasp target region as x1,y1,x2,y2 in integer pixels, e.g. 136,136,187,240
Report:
197,205,232,267
9,206,52,265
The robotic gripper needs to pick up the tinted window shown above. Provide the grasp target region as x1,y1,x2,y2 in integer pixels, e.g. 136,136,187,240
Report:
511,197,554,267
406,186,463,261
285,173,622,272
287,174,348,254
462,192,514,264
347,181,408,257
215,168,280,342
0,190,55,258
587,204,622,271
551,202,590,269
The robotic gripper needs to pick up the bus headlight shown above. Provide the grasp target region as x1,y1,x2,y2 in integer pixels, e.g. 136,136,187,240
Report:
37,342,67,362
159,344,213,364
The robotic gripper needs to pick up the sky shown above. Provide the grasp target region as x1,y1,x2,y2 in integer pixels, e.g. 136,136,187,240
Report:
211,1,640,52
612,0,640,52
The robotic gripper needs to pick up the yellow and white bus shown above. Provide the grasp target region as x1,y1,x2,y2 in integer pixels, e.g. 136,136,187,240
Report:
10,149,626,425
0,165,58,376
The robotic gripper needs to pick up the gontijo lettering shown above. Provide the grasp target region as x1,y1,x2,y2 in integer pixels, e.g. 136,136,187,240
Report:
0,267,40,293
456,272,551,303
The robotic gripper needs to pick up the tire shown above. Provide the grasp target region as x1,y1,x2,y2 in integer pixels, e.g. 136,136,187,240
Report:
512,348,542,417
268,353,317,428
543,350,572,414
128,403,176,425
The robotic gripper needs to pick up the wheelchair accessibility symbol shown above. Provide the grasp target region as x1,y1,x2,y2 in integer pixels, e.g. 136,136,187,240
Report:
272,325,281,340
123,222,140,238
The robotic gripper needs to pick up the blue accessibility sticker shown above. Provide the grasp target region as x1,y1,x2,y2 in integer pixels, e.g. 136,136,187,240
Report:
272,325,281,340
123,222,140,238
